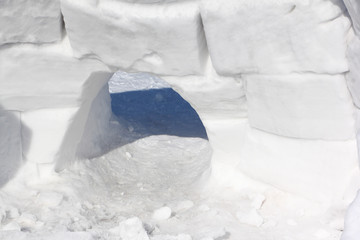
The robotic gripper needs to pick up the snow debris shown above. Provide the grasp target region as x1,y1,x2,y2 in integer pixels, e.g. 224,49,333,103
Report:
236,209,264,227
1,221,21,231
118,217,149,240
151,234,192,240
152,207,172,221
37,192,63,208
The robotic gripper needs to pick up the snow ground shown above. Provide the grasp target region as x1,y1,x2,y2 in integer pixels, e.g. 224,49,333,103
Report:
0,118,344,240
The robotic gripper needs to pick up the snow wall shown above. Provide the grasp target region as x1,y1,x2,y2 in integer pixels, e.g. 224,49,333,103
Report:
0,0,360,207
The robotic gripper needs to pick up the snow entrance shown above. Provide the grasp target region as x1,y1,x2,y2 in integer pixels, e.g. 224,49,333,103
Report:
73,71,212,199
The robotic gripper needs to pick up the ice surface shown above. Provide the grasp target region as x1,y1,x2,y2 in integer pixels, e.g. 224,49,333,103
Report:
61,0,207,75
0,0,62,45
245,73,356,140
346,36,360,108
200,0,350,75
344,0,360,35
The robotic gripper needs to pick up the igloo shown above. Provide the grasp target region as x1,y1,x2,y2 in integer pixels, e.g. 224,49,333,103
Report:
0,0,359,239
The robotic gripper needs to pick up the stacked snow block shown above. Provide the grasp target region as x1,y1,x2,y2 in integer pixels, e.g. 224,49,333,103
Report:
0,47,111,172
61,0,207,76
0,0,62,45
201,0,359,201
201,0,355,140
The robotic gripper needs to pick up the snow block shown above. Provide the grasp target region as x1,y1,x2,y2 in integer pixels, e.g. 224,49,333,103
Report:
245,74,356,140
0,110,22,187
200,0,350,75
0,47,109,111
0,46,112,167
346,36,360,108
239,126,360,202
21,108,78,164
163,68,247,120
344,0,360,35
61,0,207,76
0,0,62,45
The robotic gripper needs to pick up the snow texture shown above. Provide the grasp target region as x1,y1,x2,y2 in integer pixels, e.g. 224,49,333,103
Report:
245,73,356,140
238,125,359,202
342,191,360,240
346,36,360,109
344,0,360,35
0,110,22,188
0,0,62,45
61,0,208,75
0,46,109,111
200,0,350,75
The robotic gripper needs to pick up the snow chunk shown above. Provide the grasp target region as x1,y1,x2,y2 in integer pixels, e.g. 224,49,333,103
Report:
151,234,192,240
346,36,360,108
344,0,360,35
245,73,356,140
37,192,63,208
1,221,21,231
236,209,263,227
61,0,207,75
0,0,62,45
152,206,172,221
200,0,350,75
118,217,149,240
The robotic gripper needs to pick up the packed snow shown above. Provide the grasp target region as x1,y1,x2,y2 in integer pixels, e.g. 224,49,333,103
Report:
0,0,360,239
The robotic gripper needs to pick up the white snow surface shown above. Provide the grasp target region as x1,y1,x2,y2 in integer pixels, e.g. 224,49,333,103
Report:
245,73,356,140
61,0,207,76
200,0,350,75
0,1,359,239
0,0,62,45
